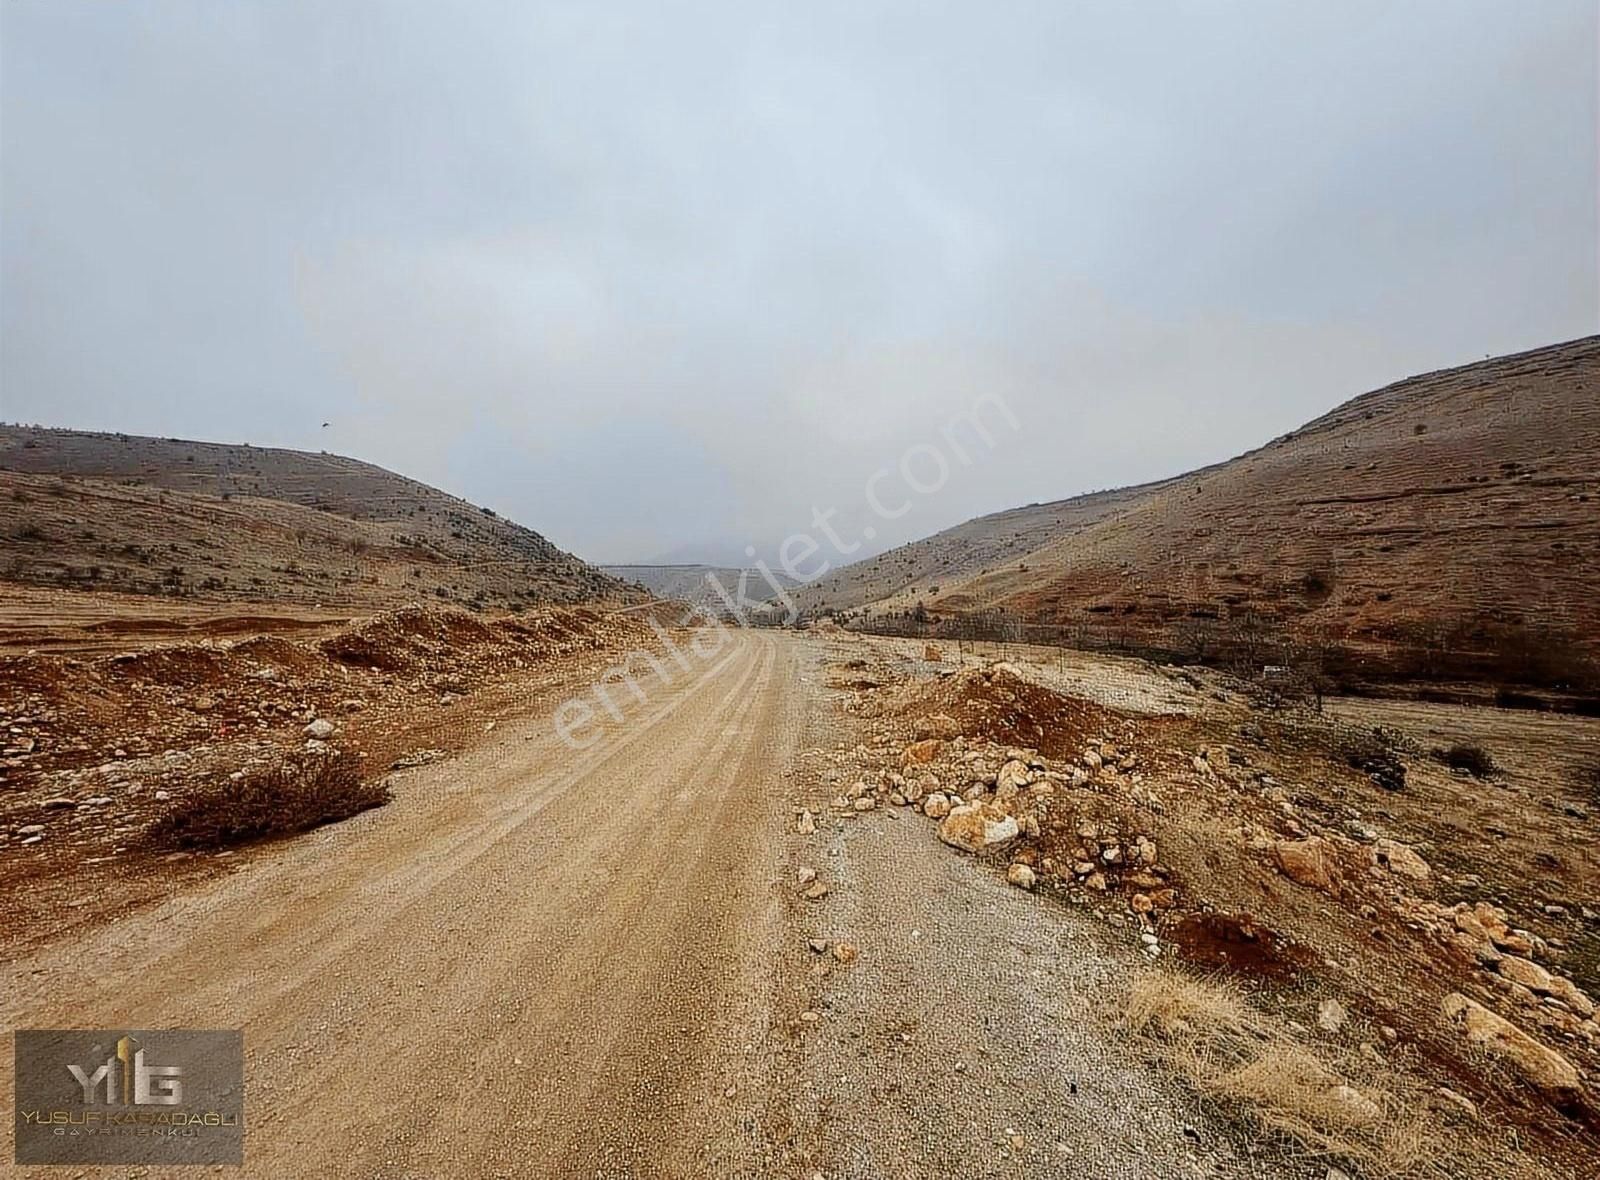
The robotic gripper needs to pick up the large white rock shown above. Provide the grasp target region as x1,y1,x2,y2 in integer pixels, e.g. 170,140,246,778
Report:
994,759,1031,798
938,803,1020,853
1440,993,1581,1098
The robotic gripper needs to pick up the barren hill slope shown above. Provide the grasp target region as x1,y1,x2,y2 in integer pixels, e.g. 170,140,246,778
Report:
802,337,1600,694
790,478,1179,616
0,426,635,611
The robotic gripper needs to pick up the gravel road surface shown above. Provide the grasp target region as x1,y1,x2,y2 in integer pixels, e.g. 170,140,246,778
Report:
3,632,1290,1178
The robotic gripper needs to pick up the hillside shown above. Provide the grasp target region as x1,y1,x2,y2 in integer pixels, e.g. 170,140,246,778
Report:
797,337,1600,696
0,427,635,611
789,479,1181,616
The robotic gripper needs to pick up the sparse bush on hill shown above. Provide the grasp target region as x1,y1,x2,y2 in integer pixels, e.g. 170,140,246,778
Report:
144,750,387,850
1433,743,1498,778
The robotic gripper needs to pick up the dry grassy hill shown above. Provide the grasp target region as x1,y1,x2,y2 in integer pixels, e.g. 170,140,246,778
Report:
791,479,1179,615
0,427,636,611
799,337,1600,698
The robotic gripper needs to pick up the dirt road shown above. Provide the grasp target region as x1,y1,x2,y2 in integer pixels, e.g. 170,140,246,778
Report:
3,631,1257,1178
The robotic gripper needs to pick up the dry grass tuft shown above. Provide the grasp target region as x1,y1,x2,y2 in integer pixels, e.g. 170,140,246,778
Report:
1119,970,1445,1178
145,750,389,850
1121,969,1266,1044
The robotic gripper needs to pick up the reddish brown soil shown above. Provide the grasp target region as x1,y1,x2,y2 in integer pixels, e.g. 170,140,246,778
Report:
0,601,669,955
1167,911,1316,981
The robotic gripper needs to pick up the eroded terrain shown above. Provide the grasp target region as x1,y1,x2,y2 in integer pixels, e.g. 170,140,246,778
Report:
3,614,1597,1177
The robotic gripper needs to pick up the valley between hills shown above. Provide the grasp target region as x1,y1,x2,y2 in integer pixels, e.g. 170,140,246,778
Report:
3,340,1598,1178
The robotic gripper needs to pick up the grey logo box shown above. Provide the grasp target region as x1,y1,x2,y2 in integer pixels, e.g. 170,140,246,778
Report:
14,1029,243,1165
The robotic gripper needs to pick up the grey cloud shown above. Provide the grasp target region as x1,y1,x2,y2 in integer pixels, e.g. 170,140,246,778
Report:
3,1,1594,563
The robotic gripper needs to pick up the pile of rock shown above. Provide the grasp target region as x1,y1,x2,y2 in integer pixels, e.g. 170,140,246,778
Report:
1442,901,1599,1047
833,735,1182,938
1057,821,1171,902
1449,900,1542,963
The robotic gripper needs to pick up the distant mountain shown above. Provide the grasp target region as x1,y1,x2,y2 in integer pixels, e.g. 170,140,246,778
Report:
600,564,796,614
0,426,637,610
795,338,1600,695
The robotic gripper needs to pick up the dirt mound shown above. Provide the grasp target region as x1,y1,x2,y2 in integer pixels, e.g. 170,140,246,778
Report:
0,601,674,963
106,644,235,688
229,634,328,677
1166,911,1314,980
889,662,1114,759
320,617,421,672
318,604,639,675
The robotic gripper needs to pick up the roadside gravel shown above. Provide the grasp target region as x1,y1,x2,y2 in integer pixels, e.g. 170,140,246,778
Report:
779,635,1306,1179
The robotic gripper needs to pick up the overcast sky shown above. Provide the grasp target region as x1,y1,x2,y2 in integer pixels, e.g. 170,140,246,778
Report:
3,2,1595,565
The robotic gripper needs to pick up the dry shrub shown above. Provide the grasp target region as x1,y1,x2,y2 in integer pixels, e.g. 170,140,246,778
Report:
145,750,389,850
1121,970,1265,1044
1206,1045,1432,1171
1119,970,1443,1177
1433,743,1498,778
1338,727,1408,791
